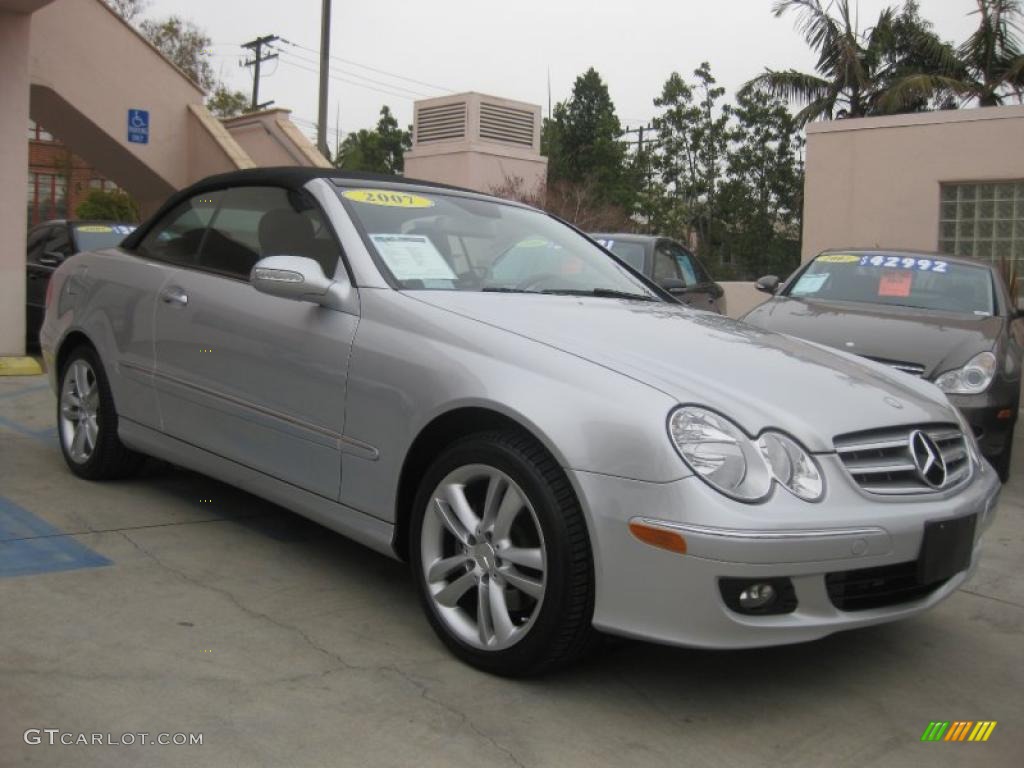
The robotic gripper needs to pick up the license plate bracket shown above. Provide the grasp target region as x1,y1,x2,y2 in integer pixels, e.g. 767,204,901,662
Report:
917,514,976,585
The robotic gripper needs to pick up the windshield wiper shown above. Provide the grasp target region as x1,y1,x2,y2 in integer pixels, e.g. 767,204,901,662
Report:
540,288,658,302
481,287,542,294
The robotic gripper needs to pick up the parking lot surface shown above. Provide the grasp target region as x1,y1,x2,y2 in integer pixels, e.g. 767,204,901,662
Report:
1,373,1021,768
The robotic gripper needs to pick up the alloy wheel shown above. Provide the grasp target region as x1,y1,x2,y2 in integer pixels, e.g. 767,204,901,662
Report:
60,359,100,464
420,464,547,651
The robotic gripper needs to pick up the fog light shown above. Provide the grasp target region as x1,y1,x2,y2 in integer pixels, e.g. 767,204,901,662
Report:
719,577,797,615
739,583,776,609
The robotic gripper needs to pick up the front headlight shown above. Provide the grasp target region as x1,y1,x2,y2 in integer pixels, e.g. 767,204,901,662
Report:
668,407,823,502
935,351,996,395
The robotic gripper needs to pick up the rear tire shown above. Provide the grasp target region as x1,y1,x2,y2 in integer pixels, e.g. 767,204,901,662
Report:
410,430,595,676
57,344,144,480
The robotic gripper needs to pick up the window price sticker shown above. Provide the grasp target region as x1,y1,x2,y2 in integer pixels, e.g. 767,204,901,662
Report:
860,254,948,273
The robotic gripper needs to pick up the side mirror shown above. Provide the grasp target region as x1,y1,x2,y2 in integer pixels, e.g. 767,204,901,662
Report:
38,250,65,267
659,277,687,293
755,275,780,295
250,255,355,312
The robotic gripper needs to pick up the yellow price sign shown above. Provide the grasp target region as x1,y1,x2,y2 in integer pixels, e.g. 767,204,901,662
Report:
77,225,114,233
342,189,435,208
816,253,861,264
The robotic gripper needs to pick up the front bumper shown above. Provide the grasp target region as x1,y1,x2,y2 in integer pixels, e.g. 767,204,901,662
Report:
948,390,1018,459
570,454,1001,649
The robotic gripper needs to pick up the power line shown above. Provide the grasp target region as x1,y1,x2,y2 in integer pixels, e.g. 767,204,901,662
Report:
241,34,280,111
279,38,454,94
276,51,428,99
278,49,430,99
277,56,424,102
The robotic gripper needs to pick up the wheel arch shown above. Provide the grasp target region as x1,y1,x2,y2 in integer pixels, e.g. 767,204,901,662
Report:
392,405,579,561
56,329,98,376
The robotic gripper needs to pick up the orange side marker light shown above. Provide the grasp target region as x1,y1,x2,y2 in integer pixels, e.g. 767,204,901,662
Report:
629,522,687,555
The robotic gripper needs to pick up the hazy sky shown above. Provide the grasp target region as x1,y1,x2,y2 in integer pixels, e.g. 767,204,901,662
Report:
146,0,982,144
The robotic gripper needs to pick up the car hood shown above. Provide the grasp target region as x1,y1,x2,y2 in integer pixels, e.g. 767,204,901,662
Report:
743,298,1002,377
407,292,957,452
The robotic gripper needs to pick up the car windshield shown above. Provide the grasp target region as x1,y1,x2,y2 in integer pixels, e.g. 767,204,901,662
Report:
592,238,646,271
73,223,135,252
784,252,995,315
337,187,658,299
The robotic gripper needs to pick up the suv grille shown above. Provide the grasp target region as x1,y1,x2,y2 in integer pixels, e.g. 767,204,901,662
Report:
826,561,947,611
834,424,970,495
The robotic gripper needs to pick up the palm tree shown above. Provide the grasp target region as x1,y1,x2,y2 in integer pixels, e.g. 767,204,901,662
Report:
878,0,1024,111
746,0,894,124
747,0,953,124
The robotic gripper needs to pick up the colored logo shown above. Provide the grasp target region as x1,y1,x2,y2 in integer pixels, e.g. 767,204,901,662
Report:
921,721,997,742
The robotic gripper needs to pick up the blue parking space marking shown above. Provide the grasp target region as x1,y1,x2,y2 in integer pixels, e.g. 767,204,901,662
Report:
0,414,56,443
0,496,111,578
0,383,50,401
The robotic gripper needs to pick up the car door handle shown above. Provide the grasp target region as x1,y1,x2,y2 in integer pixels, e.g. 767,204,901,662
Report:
159,286,189,306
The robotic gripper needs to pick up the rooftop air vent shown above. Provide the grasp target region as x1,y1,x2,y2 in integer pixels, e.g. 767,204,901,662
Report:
415,102,467,144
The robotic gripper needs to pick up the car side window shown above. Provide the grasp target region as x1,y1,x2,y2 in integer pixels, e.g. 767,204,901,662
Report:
653,243,682,283
26,227,51,263
669,244,703,286
199,186,339,280
137,191,224,266
45,226,72,257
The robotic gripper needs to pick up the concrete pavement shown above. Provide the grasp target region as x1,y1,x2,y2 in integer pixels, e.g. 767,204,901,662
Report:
1,373,1021,767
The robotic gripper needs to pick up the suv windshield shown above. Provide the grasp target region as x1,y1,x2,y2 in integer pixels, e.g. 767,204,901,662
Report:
785,252,995,315
338,187,658,300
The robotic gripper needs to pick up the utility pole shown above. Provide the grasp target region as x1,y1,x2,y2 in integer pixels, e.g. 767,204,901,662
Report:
317,0,332,159
242,35,279,112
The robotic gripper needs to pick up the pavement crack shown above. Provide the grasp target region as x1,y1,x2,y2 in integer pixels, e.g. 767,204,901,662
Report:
959,587,1024,609
116,529,528,768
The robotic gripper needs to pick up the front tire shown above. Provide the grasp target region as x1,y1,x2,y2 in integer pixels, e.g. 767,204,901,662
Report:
58,345,143,480
410,430,595,676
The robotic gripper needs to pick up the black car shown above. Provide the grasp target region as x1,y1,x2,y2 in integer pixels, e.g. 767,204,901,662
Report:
26,220,135,346
743,249,1023,481
591,233,724,313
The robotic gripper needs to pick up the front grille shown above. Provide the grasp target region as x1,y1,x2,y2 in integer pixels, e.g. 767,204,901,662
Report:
861,355,925,377
826,561,947,611
834,424,970,495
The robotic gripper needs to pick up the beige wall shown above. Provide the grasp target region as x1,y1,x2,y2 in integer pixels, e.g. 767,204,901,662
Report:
720,281,768,319
0,8,33,355
404,92,547,195
803,105,1024,262
223,110,331,169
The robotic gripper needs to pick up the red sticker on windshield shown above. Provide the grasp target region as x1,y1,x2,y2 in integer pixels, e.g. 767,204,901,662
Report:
878,270,912,297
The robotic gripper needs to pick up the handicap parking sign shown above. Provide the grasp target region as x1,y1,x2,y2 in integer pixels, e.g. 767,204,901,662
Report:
127,109,150,144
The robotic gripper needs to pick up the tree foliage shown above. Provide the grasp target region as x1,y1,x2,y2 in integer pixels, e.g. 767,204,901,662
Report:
880,0,1024,110
543,68,636,211
104,0,147,22
334,106,412,175
652,63,731,263
206,87,250,119
75,189,140,223
746,0,955,124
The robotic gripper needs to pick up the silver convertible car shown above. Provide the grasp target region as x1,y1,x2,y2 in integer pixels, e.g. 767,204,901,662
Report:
40,168,1001,676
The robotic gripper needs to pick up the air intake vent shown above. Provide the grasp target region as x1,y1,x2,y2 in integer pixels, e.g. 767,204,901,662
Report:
834,424,971,495
415,102,467,144
860,355,926,377
479,102,535,147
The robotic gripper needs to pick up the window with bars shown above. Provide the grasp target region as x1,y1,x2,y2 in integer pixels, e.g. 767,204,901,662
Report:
939,181,1024,263
28,120,55,142
27,172,68,227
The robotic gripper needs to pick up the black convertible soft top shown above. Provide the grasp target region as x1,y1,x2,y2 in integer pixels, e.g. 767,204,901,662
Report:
121,167,482,251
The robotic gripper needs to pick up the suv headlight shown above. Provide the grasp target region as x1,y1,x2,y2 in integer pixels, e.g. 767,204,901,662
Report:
935,351,996,395
668,407,823,502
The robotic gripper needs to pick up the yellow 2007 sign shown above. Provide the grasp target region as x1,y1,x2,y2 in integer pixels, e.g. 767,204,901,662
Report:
342,189,435,208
